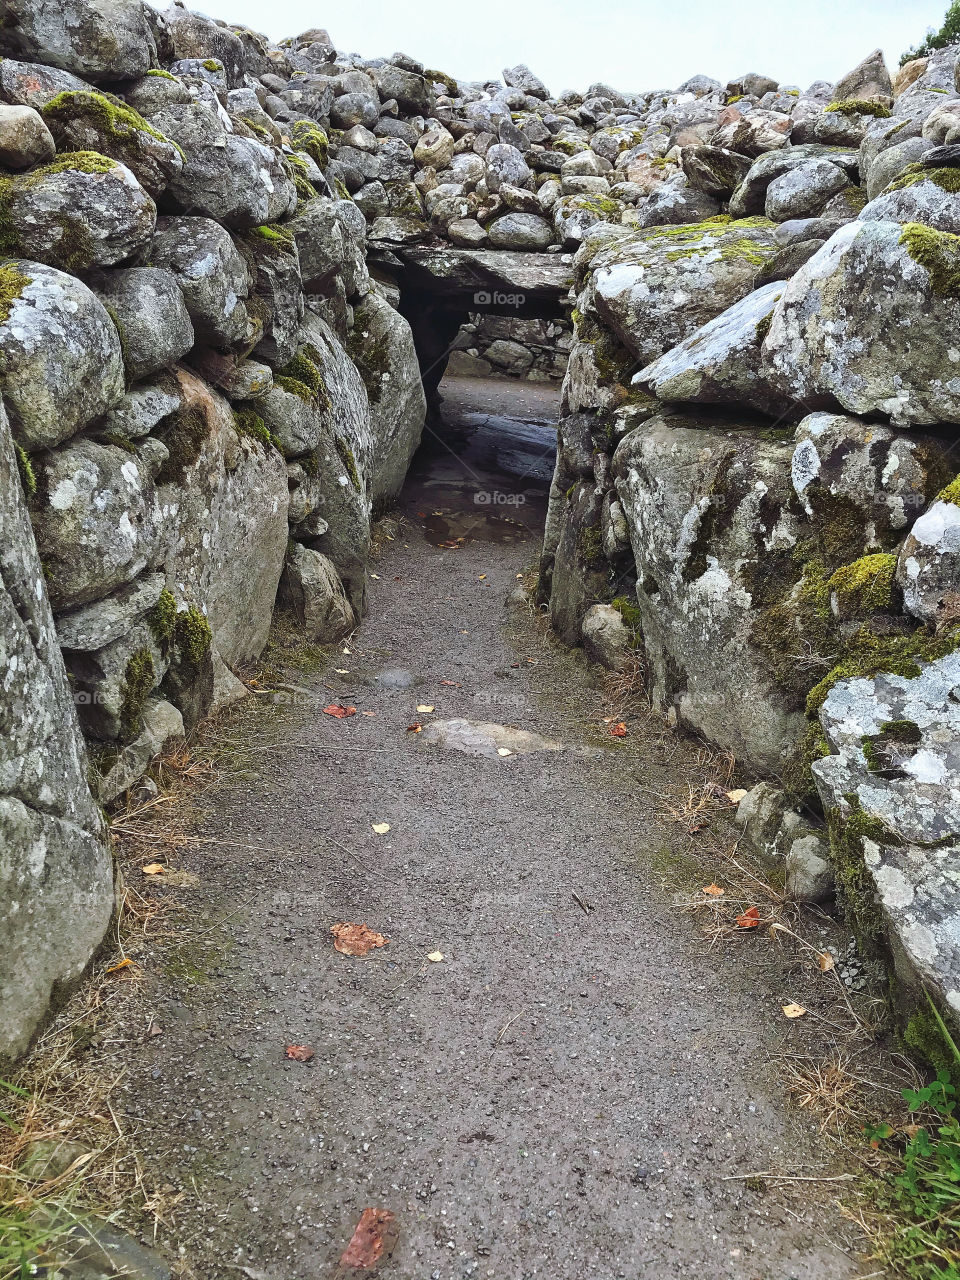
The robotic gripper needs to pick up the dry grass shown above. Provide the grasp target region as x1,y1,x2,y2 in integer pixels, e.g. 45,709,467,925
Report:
0,693,280,1272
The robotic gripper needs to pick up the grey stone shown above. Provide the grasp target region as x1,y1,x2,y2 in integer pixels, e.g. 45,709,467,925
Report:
487,212,555,250
638,281,790,416
0,399,111,1061
95,699,184,805
763,159,850,221
149,217,252,349
485,142,532,192
764,219,960,426
832,48,893,104
348,290,425,506
41,92,182,198
897,499,960,624
813,651,960,1016
0,0,155,82
89,268,194,382
581,603,635,672
860,176,960,234
0,57,90,110
0,104,55,168
278,543,356,642
0,261,125,451
1,156,156,271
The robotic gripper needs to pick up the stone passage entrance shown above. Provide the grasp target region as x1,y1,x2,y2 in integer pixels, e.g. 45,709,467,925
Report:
366,242,573,423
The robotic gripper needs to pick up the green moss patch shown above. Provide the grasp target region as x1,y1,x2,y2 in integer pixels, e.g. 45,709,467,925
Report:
825,99,892,118
150,587,177,648
828,552,896,619
938,474,960,507
806,624,960,716
289,120,329,167
120,647,156,738
0,262,30,326
232,407,274,450
42,90,180,157
899,221,960,297
175,606,212,669
14,444,36,499
334,436,361,491
889,163,960,195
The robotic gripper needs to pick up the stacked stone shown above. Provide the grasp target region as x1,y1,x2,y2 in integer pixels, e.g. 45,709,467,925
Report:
540,45,960,1031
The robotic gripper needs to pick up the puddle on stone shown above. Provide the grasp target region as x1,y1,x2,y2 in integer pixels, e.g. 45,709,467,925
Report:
403,376,558,548
417,718,563,758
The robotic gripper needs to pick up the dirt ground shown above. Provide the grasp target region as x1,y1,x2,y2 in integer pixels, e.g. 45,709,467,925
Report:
112,378,876,1279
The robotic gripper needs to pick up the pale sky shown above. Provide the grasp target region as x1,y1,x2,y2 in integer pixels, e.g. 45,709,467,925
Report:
194,0,949,94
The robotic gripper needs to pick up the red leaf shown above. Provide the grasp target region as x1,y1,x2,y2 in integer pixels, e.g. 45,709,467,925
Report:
285,1044,314,1062
406,722,422,733
340,1208,398,1269
331,922,388,956
609,722,627,737
736,905,761,929
323,704,357,719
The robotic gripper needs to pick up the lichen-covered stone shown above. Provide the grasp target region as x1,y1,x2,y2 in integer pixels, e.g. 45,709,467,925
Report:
89,266,194,381
583,217,779,368
764,219,960,426
897,499,960,624
0,0,156,83
0,397,111,1061
278,542,356,642
149,216,251,348
0,260,125,449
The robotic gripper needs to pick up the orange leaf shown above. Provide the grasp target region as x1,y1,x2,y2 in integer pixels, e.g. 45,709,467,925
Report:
331,922,388,957
702,883,725,896
736,906,761,929
285,1044,315,1061
141,862,165,876
340,1208,398,1269
609,722,627,737
105,958,136,974
323,704,356,718
406,722,422,733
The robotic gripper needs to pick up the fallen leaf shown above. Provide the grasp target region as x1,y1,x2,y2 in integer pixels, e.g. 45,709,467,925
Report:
427,951,444,962
370,573,380,579
782,1002,807,1019
727,788,748,803
609,722,627,737
440,679,461,687
323,703,357,719
335,668,350,674
416,511,426,517
360,710,376,717
406,722,422,733
702,883,725,896
478,574,486,580
340,1208,398,1269
331,923,388,957
497,748,512,756
371,822,391,834
736,905,761,929
285,1044,315,1062
145,1020,163,1038
142,862,165,875
818,952,836,972
417,704,435,713
106,958,136,975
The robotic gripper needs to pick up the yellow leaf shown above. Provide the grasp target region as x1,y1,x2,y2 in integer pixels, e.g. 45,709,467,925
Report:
727,788,747,803
370,573,380,579
417,705,434,713
497,748,513,756
371,822,391,834
782,1002,806,1019
478,575,486,580
142,863,165,876
335,668,349,674
427,951,444,962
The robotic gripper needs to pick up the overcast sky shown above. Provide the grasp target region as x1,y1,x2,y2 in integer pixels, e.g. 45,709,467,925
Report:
193,0,948,93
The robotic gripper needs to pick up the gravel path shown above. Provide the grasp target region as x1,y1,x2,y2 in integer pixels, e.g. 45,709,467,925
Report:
121,378,866,1279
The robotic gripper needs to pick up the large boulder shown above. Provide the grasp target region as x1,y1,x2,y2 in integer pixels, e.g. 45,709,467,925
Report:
89,266,194,382
0,0,156,82
0,399,112,1061
832,49,893,104
0,104,56,168
161,3,247,86
0,154,156,271
235,226,304,367
0,260,125,450
147,101,296,227
637,281,790,416
149,217,251,348
763,219,960,426
582,217,779,368
31,435,166,611
41,90,183,199
813,652,960,1019
156,368,289,666
345,290,425,507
